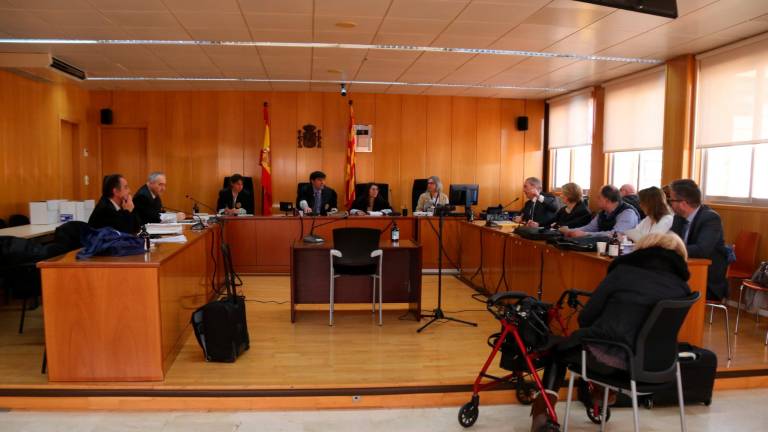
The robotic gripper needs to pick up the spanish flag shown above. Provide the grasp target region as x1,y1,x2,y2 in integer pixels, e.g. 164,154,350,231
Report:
345,100,357,209
260,102,273,215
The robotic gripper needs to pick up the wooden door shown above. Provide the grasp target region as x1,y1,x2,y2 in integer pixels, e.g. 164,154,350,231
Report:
59,120,80,199
100,127,147,194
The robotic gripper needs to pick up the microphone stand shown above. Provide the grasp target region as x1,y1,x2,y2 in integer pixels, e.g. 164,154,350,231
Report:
418,206,477,333
302,212,349,243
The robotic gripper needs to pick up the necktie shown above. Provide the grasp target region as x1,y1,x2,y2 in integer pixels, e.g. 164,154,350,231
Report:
682,219,691,243
314,190,322,214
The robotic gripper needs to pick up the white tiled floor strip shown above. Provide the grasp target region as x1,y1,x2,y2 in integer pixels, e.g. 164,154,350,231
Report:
1,388,767,431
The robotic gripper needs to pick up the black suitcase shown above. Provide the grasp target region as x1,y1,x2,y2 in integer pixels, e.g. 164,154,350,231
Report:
190,243,250,362
612,343,717,408
191,294,249,362
646,343,717,407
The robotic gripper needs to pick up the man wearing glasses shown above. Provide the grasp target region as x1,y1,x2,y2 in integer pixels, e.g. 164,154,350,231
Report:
669,179,729,300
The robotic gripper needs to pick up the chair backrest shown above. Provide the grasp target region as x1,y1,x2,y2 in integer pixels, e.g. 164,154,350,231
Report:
53,221,89,251
223,176,254,196
411,178,429,211
8,214,30,227
332,228,381,265
354,183,389,204
297,182,310,200
730,231,761,275
633,291,701,383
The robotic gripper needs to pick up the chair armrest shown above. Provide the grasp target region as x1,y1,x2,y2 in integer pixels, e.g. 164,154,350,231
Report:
370,249,383,258
581,337,636,380
330,249,342,258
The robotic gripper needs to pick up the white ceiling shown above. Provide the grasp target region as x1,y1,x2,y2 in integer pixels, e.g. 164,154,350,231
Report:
0,0,767,98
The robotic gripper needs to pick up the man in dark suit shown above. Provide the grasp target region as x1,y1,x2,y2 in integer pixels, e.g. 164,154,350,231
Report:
217,173,254,215
88,174,141,234
513,177,560,227
133,171,186,225
296,171,338,215
620,183,646,220
669,179,729,300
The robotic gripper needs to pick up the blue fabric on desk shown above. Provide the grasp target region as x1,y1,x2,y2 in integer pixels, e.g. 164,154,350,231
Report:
76,226,145,259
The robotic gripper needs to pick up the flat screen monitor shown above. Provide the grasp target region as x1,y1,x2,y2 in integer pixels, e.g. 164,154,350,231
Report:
574,0,677,19
449,184,479,207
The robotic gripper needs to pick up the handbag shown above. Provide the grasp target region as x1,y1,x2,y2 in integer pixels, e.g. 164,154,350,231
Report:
751,261,768,287
744,261,768,313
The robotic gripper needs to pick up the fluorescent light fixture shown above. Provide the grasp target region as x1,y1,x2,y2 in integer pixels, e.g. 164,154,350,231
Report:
0,38,664,64
86,76,565,92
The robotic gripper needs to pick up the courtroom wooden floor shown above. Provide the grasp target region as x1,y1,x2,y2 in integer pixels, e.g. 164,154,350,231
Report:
1,275,768,391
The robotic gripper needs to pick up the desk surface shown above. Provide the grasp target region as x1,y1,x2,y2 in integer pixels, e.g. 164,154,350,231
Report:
38,227,214,268
293,239,420,250
0,223,61,239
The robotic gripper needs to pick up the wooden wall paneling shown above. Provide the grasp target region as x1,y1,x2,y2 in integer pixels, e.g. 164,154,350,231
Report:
399,95,427,212
500,99,527,206
426,96,452,188
713,205,768,267
86,91,112,200
373,94,402,207
242,92,270,213
589,87,606,212
216,92,246,193
99,127,148,200
662,55,697,185
296,92,325,189
58,120,78,199
269,93,298,207
321,93,349,207
350,94,376,186
450,97,477,185
475,98,501,209
523,100,545,183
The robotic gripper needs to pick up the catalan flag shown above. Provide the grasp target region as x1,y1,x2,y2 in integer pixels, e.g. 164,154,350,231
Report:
345,100,357,209
260,102,273,215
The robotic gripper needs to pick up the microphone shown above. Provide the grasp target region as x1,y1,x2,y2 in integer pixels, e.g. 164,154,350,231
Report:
501,197,520,209
185,194,216,214
302,211,349,244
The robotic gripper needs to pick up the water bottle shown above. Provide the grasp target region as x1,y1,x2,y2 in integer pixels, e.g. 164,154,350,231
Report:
139,225,151,252
391,221,400,243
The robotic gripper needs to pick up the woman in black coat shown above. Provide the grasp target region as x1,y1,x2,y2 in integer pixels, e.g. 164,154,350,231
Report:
551,182,592,228
530,233,692,431
351,183,392,213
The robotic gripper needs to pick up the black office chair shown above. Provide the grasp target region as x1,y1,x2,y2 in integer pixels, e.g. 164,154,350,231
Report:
0,218,7,229
297,182,310,204
8,214,30,227
329,228,383,326
563,291,701,432
222,176,255,196
412,178,429,212
0,236,53,334
354,183,390,204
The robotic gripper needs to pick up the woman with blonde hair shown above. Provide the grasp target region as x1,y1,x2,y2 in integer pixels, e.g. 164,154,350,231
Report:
625,186,673,242
550,182,592,228
529,232,691,431
415,175,449,212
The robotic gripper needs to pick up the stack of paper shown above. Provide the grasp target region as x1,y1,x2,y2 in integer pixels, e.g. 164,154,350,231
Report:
146,223,183,235
150,234,187,244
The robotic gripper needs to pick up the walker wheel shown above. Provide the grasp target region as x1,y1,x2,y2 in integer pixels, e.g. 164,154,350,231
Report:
458,401,479,428
516,378,537,405
586,404,611,424
535,420,560,432
643,397,654,409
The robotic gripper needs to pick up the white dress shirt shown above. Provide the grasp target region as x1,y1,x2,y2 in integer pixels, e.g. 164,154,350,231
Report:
625,214,674,243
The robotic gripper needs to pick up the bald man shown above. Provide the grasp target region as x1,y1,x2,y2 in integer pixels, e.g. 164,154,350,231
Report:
620,184,645,220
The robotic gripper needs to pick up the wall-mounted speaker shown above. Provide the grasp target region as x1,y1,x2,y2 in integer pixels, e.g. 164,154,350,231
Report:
516,116,529,131
100,108,113,125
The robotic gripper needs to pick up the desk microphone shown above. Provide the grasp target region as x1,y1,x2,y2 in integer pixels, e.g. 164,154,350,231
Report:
302,211,349,244
185,194,216,214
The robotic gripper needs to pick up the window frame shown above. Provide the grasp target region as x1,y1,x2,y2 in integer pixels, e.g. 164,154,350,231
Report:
550,145,591,191
700,143,768,206
607,149,663,191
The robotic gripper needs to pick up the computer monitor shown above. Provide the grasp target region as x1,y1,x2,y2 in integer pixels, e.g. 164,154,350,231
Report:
449,184,479,207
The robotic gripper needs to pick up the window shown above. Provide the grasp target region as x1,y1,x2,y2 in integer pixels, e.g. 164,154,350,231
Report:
609,150,663,191
553,145,591,188
696,35,768,204
548,91,593,189
603,67,666,190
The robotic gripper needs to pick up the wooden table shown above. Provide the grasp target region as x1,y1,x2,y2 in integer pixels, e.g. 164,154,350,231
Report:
38,226,221,382
457,221,709,346
0,223,61,240
290,239,422,323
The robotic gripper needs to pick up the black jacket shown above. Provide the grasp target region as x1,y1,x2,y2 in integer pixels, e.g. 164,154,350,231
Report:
351,195,391,213
552,201,592,228
133,184,162,226
217,188,254,214
296,185,338,215
88,197,141,234
519,194,560,226
671,205,729,300
572,247,691,350
622,194,646,220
